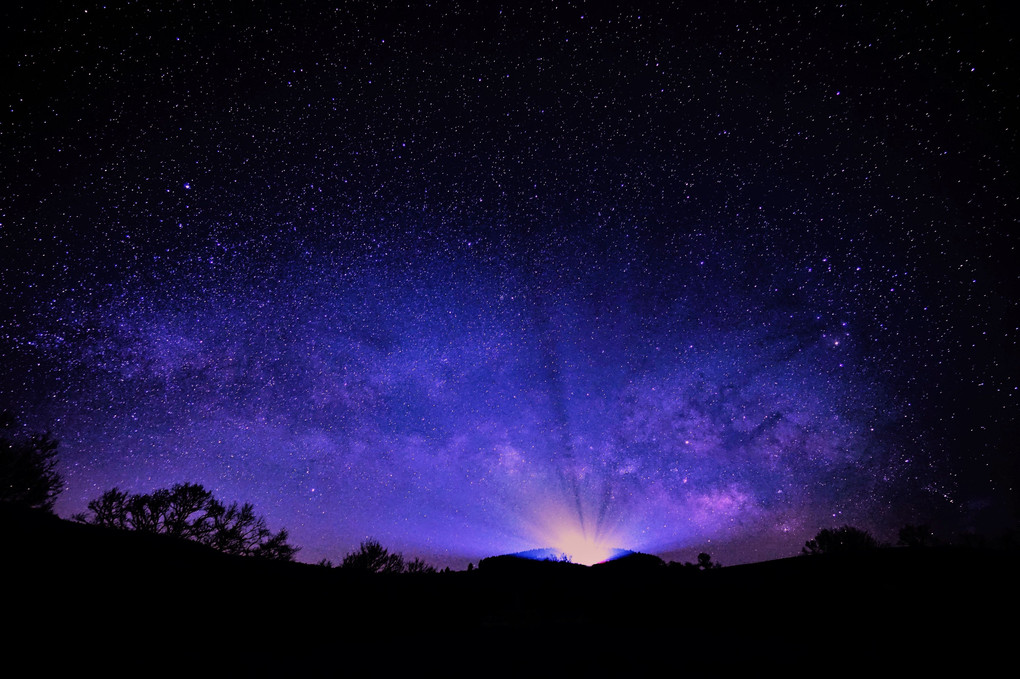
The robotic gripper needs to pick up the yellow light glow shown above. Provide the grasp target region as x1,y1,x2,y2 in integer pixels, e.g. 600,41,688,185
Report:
526,497,628,566
551,525,614,566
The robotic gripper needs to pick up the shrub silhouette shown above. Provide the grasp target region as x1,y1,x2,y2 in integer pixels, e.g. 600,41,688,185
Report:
74,482,298,561
340,539,406,573
898,524,937,548
404,557,436,574
338,539,436,573
697,552,721,569
668,552,721,571
0,413,63,513
803,525,879,555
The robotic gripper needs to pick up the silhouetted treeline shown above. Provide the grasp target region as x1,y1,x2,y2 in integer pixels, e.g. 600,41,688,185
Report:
318,538,436,573
74,482,298,561
668,551,722,571
897,523,938,548
0,412,62,513
800,523,1019,554
803,525,879,554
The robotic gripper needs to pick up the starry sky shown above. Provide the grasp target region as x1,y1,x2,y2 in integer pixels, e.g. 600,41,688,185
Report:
1,1,1015,567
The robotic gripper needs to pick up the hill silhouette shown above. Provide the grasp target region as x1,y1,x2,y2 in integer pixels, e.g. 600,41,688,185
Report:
3,506,1016,669
479,546,640,568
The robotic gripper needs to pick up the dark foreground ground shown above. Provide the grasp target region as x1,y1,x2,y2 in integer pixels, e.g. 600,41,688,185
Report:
4,506,1017,670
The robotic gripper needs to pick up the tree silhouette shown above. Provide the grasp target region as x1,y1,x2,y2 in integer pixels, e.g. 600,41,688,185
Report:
898,524,936,548
404,557,437,574
669,552,721,570
0,413,63,512
336,539,436,573
697,552,721,569
340,539,406,573
803,525,879,555
74,482,298,561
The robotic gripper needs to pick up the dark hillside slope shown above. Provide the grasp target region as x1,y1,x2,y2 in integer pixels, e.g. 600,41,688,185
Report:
3,507,1015,666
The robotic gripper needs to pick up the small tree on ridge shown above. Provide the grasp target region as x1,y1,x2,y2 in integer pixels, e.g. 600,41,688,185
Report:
803,525,878,555
0,413,63,513
74,482,298,561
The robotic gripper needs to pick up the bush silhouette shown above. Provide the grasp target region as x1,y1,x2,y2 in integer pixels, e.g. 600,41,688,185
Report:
0,413,63,513
404,557,436,574
697,552,721,569
338,539,436,573
898,524,937,548
74,482,298,561
340,539,406,573
668,552,721,571
803,525,879,555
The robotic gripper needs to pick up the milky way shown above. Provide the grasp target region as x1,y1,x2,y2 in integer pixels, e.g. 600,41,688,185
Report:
1,2,1014,566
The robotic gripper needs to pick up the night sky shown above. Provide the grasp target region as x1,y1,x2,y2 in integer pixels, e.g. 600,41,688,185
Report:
1,1,1015,567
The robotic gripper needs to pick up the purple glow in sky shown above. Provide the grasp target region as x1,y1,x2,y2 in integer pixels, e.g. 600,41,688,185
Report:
1,2,1014,567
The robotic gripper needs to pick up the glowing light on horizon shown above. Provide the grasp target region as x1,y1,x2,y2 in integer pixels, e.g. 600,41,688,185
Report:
526,499,627,565
550,525,615,565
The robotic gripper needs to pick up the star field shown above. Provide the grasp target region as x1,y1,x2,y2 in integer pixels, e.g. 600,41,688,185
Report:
1,2,1015,566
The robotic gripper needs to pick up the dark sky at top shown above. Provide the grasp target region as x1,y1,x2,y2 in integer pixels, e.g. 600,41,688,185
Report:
1,1,1015,566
